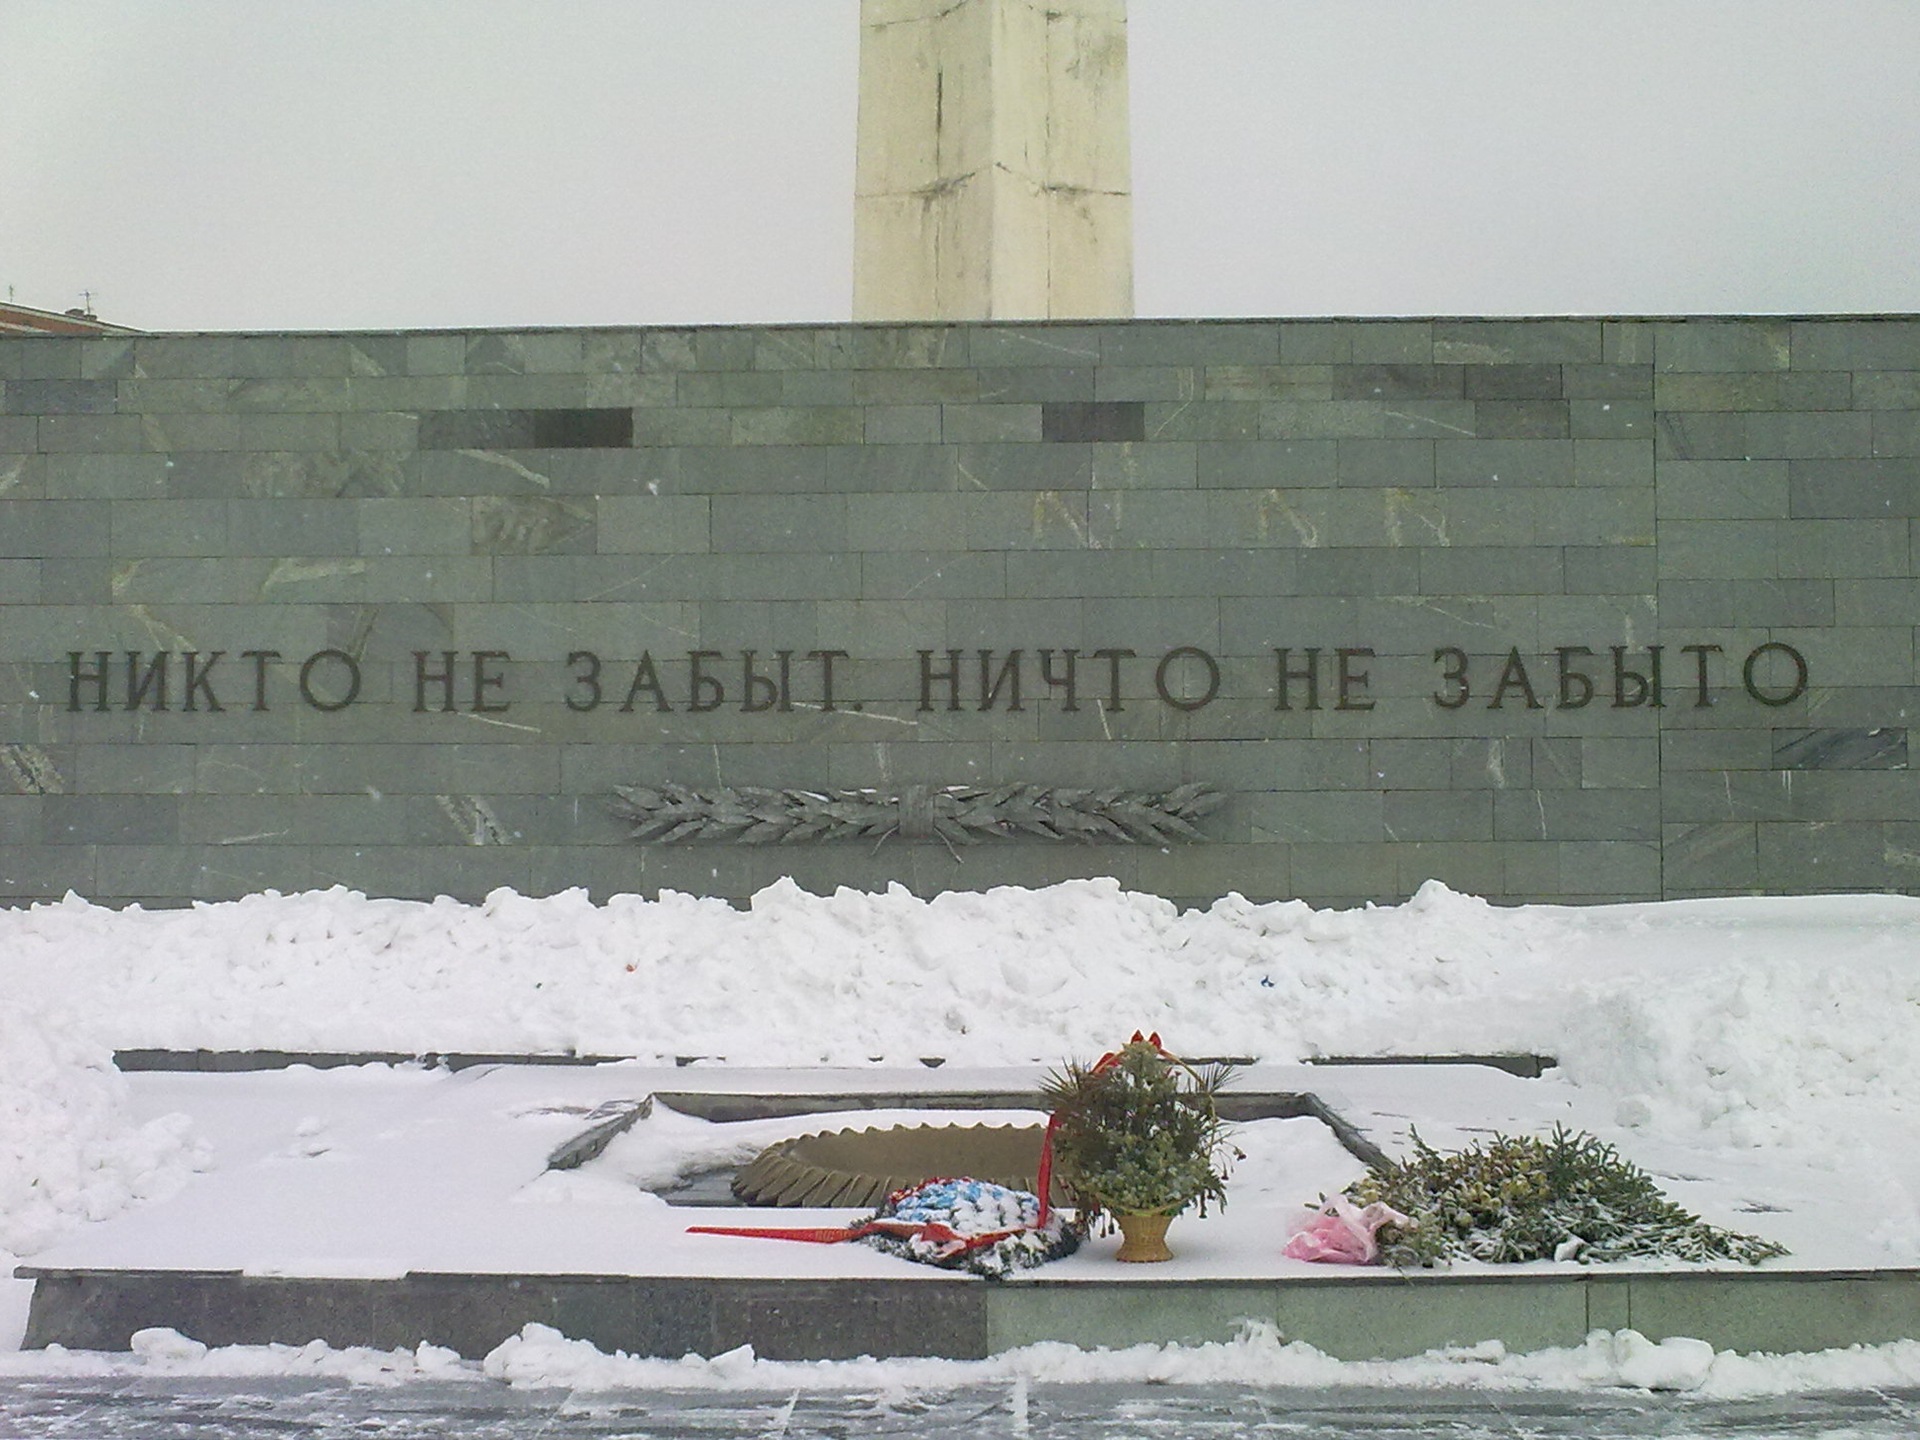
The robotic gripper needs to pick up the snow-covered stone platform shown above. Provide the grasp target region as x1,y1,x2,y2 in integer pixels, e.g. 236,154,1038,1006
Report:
17,1059,1920,1362
11,883,1920,1364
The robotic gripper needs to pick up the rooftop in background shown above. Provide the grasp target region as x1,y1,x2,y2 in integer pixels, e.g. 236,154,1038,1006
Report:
0,301,139,337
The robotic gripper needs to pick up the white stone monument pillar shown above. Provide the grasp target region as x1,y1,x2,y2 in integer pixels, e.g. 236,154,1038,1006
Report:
854,0,1133,322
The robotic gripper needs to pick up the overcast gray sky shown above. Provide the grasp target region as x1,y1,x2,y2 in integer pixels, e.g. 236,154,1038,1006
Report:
5,1,1917,331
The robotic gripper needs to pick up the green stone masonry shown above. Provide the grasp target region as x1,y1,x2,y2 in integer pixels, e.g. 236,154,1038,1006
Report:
23,1266,1920,1361
0,317,1915,907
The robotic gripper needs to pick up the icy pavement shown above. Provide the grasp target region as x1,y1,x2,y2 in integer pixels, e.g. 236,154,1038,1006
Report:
5,1376,1920,1439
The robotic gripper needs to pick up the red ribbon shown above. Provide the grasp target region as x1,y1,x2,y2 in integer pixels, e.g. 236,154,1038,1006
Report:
692,1174,1039,1258
687,1217,1030,1260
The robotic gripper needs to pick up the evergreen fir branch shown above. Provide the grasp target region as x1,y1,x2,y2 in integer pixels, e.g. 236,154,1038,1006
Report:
1344,1125,1788,1268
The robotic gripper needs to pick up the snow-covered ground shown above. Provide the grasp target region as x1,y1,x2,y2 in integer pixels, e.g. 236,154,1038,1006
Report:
6,877,1920,1392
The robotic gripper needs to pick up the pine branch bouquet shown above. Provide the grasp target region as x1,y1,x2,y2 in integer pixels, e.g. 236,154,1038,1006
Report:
1040,1033,1236,1226
1348,1125,1788,1267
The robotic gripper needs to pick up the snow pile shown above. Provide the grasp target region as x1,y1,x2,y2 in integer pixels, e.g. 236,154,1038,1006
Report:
3,879,1920,1149
17,1319,1920,1398
3,1327,474,1386
425,1321,1920,1396
1547,897,1920,1144
0,878,1916,1254
0,879,1568,1064
18,1318,1920,1399
0,1005,207,1258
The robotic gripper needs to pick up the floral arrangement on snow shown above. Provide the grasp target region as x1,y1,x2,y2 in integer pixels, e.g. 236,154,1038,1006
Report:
855,1177,1079,1278
1040,1033,1236,1224
1291,1125,1787,1268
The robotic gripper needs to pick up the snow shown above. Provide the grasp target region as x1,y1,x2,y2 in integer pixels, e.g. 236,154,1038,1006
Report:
9,1064,1383,1280
10,1322,1920,1401
0,1328,473,1387
5,879,1919,1137
0,1009,206,1258
0,879,1902,1093
5,876,1920,1390
0,879,1583,1061
472,1322,1920,1399
0,1007,209,1347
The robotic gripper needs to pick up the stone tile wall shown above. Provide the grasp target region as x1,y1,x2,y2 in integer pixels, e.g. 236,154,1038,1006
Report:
0,317,1914,907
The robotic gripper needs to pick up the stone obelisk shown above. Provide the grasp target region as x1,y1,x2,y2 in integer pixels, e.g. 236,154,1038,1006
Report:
854,0,1133,321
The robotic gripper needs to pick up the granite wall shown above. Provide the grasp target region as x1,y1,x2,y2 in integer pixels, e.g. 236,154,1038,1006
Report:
0,317,1915,908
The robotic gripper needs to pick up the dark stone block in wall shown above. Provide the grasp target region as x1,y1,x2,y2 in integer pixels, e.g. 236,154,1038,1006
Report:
1662,822,1759,893
1473,400,1570,439
1758,820,1889,892
419,409,632,450
26,1270,201,1352
327,601,456,661
5,379,118,414
200,1277,388,1349
1332,365,1463,400
21,1273,199,1350
1788,459,1920,518
1464,364,1563,400
379,1275,551,1356
22,1273,390,1351
420,410,535,449
1657,412,1759,461
41,795,179,846
710,1280,987,1361
533,408,633,448
1041,401,1145,443
471,495,597,555
545,1277,714,1358
1772,729,1907,770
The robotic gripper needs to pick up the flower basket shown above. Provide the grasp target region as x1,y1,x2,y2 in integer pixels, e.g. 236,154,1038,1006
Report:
1040,1032,1235,1261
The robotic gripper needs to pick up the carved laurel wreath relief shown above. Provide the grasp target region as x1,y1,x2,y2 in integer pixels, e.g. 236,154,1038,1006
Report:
609,783,1224,846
